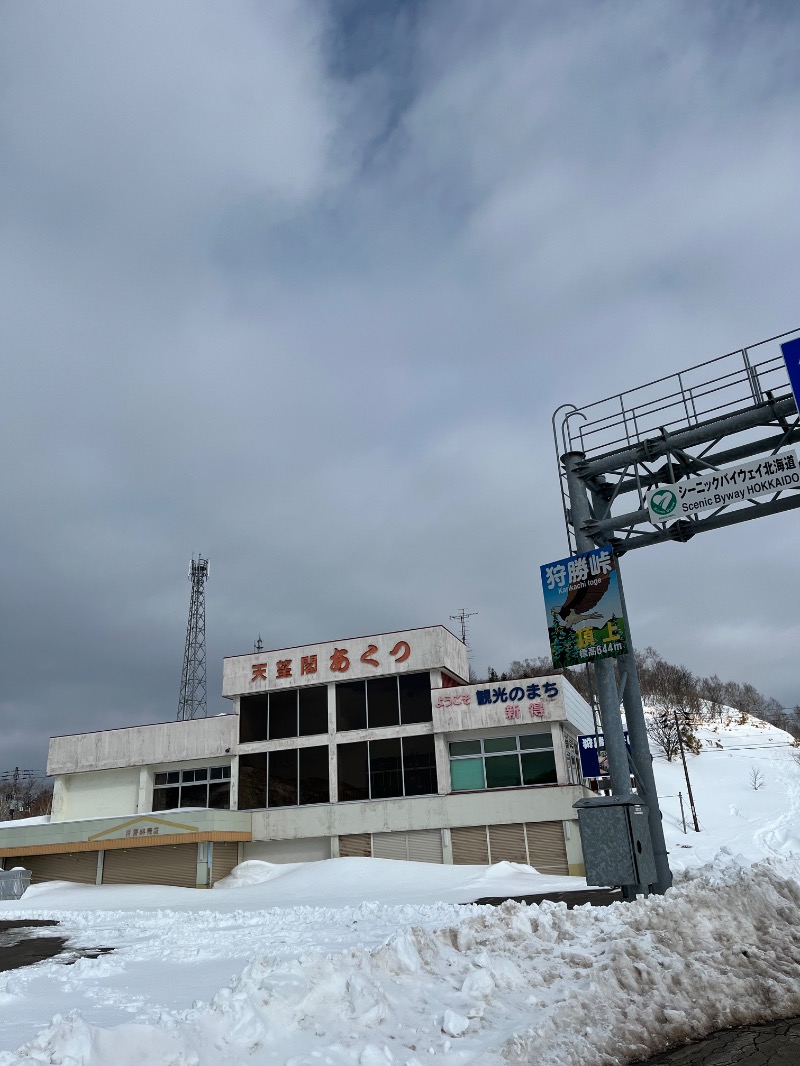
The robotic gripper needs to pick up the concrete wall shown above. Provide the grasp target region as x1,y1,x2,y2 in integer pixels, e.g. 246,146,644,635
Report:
54,768,141,822
223,626,468,697
48,715,237,775
250,785,586,842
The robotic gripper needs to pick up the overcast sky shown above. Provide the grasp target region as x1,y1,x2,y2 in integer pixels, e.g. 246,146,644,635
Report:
2,1,799,773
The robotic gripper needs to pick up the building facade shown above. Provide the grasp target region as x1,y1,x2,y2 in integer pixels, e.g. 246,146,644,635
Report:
0,626,594,887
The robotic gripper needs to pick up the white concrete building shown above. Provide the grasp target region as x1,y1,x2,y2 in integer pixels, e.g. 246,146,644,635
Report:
1,626,594,886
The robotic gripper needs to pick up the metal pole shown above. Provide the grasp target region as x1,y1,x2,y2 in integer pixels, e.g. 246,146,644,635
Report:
674,711,700,832
563,453,630,798
611,568,673,892
678,791,687,834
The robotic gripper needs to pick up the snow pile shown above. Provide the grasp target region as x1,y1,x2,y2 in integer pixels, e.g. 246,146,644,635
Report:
3,859,800,1066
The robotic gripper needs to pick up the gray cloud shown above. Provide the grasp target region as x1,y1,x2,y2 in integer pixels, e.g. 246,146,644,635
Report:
2,1,799,772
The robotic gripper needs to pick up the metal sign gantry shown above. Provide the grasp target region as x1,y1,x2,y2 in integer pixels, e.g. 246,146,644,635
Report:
552,328,800,896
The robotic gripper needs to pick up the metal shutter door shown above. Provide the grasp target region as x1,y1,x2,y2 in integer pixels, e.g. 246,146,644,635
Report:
338,833,372,858
451,826,489,865
211,842,240,884
488,823,527,864
524,821,569,875
102,843,199,887
3,852,98,885
407,829,443,864
372,832,408,861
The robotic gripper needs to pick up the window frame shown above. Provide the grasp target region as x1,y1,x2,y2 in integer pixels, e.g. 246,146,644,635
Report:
448,733,558,792
152,764,232,809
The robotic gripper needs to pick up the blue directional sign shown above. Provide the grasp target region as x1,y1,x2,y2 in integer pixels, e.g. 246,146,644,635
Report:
781,337,800,412
578,731,630,778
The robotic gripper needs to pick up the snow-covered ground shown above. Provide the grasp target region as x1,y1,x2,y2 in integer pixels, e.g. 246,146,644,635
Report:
1,713,799,1065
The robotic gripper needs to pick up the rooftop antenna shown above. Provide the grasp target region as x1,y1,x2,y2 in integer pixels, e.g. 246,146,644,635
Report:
450,608,477,657
178,556,209,721
254,634,264,654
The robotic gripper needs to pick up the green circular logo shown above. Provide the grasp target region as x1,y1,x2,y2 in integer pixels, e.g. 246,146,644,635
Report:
650,488,678,517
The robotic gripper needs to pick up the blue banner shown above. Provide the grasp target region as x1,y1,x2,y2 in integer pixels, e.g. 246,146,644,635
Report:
781,337,800,412
578,732,630,778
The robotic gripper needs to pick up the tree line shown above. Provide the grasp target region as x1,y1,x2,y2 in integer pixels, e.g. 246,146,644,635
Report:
481,649,800,760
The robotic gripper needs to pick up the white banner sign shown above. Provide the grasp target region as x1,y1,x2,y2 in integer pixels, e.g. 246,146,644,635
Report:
646,450,799,522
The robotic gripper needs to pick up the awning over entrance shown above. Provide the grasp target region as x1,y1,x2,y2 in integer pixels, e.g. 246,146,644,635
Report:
0,809,251,858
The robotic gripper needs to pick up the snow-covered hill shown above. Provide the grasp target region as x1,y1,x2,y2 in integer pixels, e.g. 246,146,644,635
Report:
1,713,798,1066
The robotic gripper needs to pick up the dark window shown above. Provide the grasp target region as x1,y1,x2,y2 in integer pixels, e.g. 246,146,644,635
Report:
521,751,558,785
238,753,267,809
152,786,179,810
484,736,516,753
154,772,168,786
366,677,399,728
399,673,432,723
299,685,328,736
208,782,231,809
369,737,403,799
449,740,480,757
402,733,437,796
210,766,225,780
239,693,269,743
485,754,521,789
299,745,330,805
337,741,368,801
180,783,208,808
336,680,367,731
269,690,298,740
268,749,298,807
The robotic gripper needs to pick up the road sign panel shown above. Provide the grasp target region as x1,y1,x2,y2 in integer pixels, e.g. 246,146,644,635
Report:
781,336,800,412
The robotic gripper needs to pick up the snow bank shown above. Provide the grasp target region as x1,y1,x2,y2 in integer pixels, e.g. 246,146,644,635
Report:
3,858,799,1066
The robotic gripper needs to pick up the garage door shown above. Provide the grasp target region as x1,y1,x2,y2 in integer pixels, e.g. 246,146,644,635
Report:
102,843,199,887
338,834,371,857
451,826,489,865
372,830,443,863
2,852,98,885
243,837,331,864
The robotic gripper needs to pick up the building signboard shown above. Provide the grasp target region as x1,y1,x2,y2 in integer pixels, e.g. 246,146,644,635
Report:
222,626,468,697
646,450,799,523
540,549,627,670
432,676,564,732
578,732,630,779
87,815,200,842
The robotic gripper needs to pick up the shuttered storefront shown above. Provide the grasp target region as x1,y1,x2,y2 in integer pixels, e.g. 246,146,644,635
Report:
372,829,443,864
243,838,330,864
102,843,199,888
524,821,569,875
451,821,568,874
211,842,240,884
450,826,489,865
338,833,372,857
2,852,98,885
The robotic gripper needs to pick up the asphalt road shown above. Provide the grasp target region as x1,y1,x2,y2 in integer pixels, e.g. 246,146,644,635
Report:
634,1017,800,1065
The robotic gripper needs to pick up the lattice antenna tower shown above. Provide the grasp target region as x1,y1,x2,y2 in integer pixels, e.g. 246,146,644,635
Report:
450,608,477,658
178,556,209,721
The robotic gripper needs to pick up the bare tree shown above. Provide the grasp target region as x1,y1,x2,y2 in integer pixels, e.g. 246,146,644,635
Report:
749,767,765,791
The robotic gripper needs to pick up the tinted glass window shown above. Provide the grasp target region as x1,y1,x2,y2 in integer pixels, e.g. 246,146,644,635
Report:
180,784,207,808
208,782,231,809
484,736,516,753
299,685,328,736
336,681,367,731
239,693,269,743
402,733,437,796
299,745,330,805
269,690,298,740
449,740,480,757
366,676,399,728
369,737,403,799
152,786,179,810
519,733,553,750
485,754,521,789
238,753,267,809
399,673,432,724
450,759,484,791
337,741,368,801
268,748,298,807
521,751,558,785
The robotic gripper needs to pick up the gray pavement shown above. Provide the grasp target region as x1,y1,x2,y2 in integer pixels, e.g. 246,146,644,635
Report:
634,1017,800,1065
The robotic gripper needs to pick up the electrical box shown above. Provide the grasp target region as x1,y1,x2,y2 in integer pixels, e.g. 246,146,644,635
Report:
573,795,657,890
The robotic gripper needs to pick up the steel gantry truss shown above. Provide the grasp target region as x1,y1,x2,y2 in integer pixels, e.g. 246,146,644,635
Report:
551,329,800,897
554,329,800,555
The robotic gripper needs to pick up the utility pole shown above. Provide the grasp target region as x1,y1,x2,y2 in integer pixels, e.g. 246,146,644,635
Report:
178,556,209,721
674,712,700,832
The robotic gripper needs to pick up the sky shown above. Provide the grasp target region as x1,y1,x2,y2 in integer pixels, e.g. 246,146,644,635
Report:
1,0,799,773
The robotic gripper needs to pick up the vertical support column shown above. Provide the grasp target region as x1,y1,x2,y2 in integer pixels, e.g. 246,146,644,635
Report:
613,570,673,894
563,452,630,799
550,723,570,785
434,734,451,795
327,682,338,803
